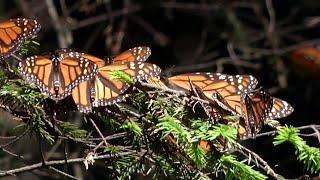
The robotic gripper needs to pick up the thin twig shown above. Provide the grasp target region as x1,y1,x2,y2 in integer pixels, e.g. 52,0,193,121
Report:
0,151,135,177
266,0,275,34
0,130,28,149
244,124,320,140
73,5,141,29
164,56,260,75
236,143,281,179
227,42,243,74
130,15,169,46
0,147,23,158
45,0,68,48
49,166,79,180
11,54,22,61
0,136,17,140
87,118,109,151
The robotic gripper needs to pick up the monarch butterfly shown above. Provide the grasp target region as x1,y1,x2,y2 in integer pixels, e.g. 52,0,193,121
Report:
291,47,320,76
167,72,258,116
0,18,41,60
240,90,273,137
212,92,293,138
71,47,160,113
166,73,292,137
72,62,161,112
18,51,98,101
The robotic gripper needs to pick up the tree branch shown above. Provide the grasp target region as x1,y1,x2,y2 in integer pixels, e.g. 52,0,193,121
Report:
0,151,134,177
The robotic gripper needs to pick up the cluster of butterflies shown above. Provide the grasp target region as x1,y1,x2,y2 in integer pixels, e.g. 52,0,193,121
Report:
19,47,161,113
163,73,294,138
0,18,294,138
0,18,161,113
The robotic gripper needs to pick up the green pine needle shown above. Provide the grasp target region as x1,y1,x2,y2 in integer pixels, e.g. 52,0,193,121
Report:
58,121,89,138
187,143,207,169
156,114,192,144
218,154,267,180
273,126,304,147
207,124,237,144
110,70,134,84
274,126,320,173
121,120,143,136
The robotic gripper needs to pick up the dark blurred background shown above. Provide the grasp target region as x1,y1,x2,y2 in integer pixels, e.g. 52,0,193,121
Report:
0,0,319,179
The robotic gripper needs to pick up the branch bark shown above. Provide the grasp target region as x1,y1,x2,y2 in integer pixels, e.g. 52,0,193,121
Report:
0,151,134,177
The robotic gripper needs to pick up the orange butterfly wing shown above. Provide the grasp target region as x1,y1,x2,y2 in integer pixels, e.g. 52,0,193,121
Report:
72,62,161,112
168,73,257,94
19,53,98,101
291,47,320,76
267,97,294,120
0,18,40,60
92,62,161,107
18,55,54,91
147,76,168,89
57,50,106,68
111,46,151,64
54,53,98,100
72,80,93,113
168,72,258,115
70,47,157,112
240,90,273,137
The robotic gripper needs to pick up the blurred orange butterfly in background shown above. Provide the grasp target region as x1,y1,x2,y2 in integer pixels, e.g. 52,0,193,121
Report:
291,47,320,77
0,18,41,60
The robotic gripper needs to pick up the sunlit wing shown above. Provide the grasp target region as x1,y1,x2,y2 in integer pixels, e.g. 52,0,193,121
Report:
111,46,151,64
267,97,294,120
0,18,41,60
147,76,168,89
168,72,258,115
168,72,258,94
53,53,98,100
57,49,106,68
18,55,54,95
92,62,161,107
72,80,93,113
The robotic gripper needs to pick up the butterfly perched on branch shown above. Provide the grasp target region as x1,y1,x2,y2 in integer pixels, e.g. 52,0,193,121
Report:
166,72,293,138
0,18,41,60
70,47,161,113
18,50,99,101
